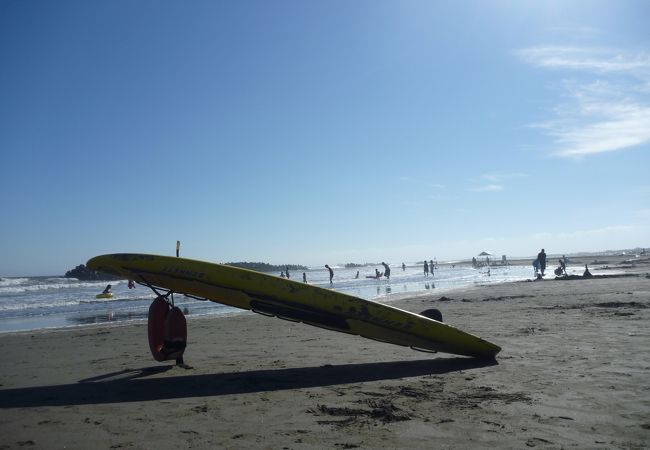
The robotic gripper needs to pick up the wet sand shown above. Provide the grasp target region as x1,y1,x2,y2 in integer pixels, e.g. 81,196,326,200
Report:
1,258,649,449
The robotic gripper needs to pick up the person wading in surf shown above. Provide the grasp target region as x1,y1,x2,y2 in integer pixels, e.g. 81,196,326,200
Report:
325,264,334,284
382,262,391,280
537,248,547,276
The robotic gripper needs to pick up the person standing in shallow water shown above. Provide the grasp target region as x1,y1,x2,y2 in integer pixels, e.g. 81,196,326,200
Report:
382,262,390,280
537,249,547,276
424,260,429,277
325,264,334,284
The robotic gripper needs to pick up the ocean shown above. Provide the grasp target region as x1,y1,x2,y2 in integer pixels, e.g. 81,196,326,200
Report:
0,262,540,333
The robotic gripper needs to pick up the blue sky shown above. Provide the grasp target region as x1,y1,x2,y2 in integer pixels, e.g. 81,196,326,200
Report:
1,0,649,276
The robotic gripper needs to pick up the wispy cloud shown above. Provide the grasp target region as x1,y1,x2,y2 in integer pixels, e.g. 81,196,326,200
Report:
480,172,528,182
533,88,650,157
517,45,650,158
399,176,445,190
518,46,650,75
469,184,503,192
467,172,526,192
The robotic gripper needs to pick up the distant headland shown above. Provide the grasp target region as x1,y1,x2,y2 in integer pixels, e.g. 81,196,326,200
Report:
225,262,308,273
344,262,379,268
65,261,308,280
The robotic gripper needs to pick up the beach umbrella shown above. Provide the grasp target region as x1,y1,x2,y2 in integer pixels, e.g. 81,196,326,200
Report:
477,251,492,267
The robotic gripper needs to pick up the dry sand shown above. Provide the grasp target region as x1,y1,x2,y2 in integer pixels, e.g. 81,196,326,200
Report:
1,258,649,449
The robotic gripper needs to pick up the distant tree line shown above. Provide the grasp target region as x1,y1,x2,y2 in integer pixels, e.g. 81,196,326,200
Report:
344,262,378,268
226,262,308,273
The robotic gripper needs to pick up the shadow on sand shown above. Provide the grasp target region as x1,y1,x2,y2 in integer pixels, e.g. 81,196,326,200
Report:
0,357,496,408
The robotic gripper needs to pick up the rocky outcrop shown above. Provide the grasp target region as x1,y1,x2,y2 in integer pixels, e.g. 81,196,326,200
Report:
65,264,120,280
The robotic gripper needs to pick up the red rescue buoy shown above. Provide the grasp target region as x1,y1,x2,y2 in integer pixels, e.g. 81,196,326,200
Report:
148,296,187,362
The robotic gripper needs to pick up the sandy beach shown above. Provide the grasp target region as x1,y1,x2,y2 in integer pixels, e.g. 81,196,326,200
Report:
1,257,649,449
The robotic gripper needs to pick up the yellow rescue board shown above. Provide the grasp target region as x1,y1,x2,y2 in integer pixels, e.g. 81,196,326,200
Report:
87,253,501,359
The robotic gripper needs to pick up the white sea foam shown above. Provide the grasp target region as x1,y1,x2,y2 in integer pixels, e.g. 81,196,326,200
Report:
0,265,539,333
0,278,30,287
0,298,81,312
0,280,118,295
